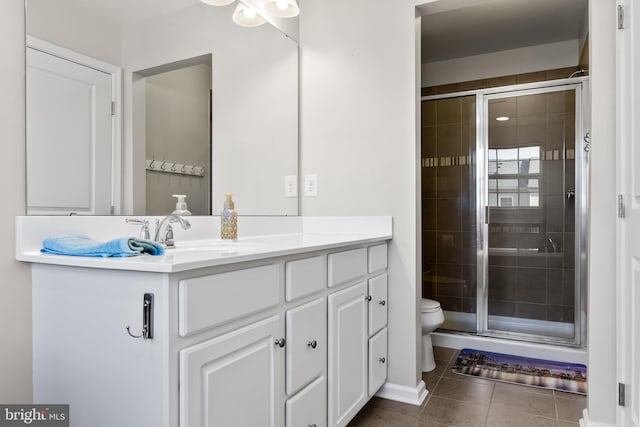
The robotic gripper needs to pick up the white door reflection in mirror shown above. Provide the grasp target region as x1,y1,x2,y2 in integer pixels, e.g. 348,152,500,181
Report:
26,46,115,215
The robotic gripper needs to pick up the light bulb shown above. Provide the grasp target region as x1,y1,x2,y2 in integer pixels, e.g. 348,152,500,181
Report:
232,4,266,26
265,0,299,18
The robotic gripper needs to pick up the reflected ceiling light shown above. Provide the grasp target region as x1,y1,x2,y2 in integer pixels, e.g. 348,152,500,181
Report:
496,116,510,121
232,3,266,26
265,0,300,18
200,0,236,6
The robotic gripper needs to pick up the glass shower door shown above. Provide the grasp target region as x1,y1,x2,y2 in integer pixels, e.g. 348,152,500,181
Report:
481,86,581,343
421,95,477,333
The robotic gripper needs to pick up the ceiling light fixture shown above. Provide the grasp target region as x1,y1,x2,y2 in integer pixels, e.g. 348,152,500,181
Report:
496,116,510,121
265,0,300,18
200,0,236,6
232,3,266,27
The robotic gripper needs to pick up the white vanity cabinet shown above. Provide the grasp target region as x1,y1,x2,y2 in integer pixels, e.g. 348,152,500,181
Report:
29,240,388,427
327,244,389,427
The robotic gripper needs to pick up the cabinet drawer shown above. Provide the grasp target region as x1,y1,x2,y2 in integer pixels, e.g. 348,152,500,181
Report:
368,244,387,274
328,248,367,288
286,298,326,395
178,264,280,336
368,273,388,336
286,376,326,427
368,328,388,396
285,256,325,302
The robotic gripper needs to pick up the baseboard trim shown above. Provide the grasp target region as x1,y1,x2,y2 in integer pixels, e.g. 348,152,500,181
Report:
374,380,428,406
580,409,616,427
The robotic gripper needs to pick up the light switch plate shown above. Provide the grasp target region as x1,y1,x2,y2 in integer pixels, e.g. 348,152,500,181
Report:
284,175,297,198
304,174,318,197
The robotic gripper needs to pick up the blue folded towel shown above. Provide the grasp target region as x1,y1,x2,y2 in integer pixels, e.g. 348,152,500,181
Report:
41,234,165,258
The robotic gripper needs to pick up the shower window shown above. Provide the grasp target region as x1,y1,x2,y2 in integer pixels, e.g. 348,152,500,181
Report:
488,146,541,208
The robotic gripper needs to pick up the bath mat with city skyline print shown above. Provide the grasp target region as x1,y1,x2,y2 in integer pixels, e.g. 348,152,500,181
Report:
452,348,587,395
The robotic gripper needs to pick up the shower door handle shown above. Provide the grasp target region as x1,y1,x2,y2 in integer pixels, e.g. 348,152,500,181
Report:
485,206,490,224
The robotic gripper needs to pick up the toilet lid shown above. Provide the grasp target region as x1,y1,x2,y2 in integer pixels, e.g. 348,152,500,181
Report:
421,298,441,313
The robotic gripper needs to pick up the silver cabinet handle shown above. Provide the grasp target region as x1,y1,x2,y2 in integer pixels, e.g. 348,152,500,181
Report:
365,295,372,301
274,338,286,348
379,300,386,306
308,424,317,427
307,340,318,349
379,357,386,364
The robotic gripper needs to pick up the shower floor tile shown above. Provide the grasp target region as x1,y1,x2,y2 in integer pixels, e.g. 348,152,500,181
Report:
347,347,584,427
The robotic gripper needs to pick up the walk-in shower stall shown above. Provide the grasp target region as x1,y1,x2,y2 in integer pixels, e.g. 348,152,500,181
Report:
421,78,588,348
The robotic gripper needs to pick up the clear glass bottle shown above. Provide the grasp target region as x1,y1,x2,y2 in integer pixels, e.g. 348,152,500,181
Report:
220,193,237,240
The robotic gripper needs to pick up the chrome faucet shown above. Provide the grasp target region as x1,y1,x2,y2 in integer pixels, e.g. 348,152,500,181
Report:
545,236,559,253
126,218,151,240
154,214,191,248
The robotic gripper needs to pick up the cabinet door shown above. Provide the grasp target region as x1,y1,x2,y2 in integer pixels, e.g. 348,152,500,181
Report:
368,273,388,336
328,282,368,427
285,376,327,427
368,328,388,396
286,298,326,395
180,315,285,427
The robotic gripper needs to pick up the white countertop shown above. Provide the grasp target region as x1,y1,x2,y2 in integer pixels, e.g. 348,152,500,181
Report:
16,216,392,273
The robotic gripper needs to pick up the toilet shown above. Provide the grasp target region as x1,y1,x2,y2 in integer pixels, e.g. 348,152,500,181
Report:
421,298,445,372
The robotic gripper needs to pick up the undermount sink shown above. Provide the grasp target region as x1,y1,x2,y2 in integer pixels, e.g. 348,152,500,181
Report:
169,240,266,254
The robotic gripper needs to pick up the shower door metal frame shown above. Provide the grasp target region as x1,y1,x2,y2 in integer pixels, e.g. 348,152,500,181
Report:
421,77,589,347
476,79,588,347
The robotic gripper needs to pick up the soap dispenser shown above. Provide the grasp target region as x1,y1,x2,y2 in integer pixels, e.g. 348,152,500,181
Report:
172,194,191,216
221,193,237,240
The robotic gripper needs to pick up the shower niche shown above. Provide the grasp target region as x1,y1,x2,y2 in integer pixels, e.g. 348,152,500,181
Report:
421,79,587,346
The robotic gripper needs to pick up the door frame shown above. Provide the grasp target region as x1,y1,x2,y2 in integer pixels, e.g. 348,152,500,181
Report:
26,36,122,214
421,76,589,346
616,0,638,425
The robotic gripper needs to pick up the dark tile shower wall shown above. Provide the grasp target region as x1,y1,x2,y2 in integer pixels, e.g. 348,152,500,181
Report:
421,96,477,317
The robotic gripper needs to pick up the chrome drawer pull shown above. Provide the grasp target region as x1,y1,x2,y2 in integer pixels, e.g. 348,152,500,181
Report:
379,357,386,364
379,300,386,306
307,340,318,349
365,295,372,301
274,338,286,348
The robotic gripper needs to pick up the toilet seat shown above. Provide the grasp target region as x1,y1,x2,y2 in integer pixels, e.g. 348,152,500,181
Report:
421,298,441,313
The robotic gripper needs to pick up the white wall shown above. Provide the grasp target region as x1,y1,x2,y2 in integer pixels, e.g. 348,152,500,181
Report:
422,39,580,86
587,0,617,424
26,0,122,66
300,0,423,391
0,0,32,402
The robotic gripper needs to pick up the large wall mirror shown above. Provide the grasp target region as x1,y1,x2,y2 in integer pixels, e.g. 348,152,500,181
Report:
26,0,299,216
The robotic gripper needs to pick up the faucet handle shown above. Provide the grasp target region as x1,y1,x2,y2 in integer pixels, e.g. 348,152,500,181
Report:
163,224,175,248
125,218,151,240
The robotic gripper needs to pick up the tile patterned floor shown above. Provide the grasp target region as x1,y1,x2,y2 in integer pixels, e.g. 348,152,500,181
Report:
348,347,586,427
